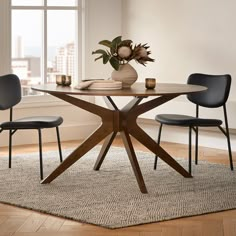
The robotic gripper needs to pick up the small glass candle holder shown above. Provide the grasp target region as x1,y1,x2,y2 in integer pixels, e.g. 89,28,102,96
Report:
56,75,71,86
145,78,156,89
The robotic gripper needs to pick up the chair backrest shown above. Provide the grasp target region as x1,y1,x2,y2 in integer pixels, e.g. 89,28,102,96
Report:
0,74,22,110
187,73,231,108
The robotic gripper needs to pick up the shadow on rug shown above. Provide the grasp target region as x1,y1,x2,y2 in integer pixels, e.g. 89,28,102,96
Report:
0,146,235,229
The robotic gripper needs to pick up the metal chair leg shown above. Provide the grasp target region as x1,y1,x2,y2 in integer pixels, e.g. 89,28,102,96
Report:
195,126,198,165
56,126,63,163
226,129,233,170
38,129,43,180
188,127,192,175
223,105,233,170
226,131,233,170
154,123,163,170
9,130,12,168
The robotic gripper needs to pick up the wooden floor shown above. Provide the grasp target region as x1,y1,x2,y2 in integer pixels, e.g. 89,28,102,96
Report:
0,138,235,236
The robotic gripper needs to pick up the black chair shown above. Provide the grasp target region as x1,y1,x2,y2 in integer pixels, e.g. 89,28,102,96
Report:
154,73,233,174
0,74,63,180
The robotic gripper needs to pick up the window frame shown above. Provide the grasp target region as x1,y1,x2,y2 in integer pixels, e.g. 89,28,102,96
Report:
10,0,85,103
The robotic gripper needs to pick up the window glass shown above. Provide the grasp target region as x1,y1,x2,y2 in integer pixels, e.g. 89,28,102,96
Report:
12,0,43,6
11,10,42,96
11,2,80,97
47,0,77,6
47,10,76,83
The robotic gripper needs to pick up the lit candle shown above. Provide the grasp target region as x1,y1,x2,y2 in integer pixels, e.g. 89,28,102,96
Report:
56,75,71,86
145,78,156,89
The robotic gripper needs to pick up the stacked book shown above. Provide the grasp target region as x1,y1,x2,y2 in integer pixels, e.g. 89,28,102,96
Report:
75,79,122,90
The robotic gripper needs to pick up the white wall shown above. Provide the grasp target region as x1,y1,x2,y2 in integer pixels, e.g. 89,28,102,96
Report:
121,0,236,110
122,0,236,92
119,0,236,150
85,0,124,114
85,0,122,79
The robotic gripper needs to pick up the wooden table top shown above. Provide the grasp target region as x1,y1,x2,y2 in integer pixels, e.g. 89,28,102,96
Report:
31,82,206,97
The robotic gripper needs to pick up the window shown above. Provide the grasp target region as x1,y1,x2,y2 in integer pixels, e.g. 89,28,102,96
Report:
11,0,83,96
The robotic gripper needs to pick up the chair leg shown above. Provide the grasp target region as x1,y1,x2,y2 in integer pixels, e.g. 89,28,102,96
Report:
9,130,12,168
223,106,234,171
188,127,192,175
56,126,63,163
154,123,163,170
226,129,233,171
195,126,198,165
38,129,43,180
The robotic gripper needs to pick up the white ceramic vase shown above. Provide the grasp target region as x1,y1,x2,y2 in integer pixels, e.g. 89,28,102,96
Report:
111,63,138,88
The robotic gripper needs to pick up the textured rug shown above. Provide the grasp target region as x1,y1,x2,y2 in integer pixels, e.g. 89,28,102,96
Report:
0,146,236,229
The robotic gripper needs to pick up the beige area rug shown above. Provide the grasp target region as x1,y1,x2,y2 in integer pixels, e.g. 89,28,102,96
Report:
0,146,236,229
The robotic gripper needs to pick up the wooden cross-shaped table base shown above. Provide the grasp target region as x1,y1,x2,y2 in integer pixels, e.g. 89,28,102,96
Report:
41,93,192,193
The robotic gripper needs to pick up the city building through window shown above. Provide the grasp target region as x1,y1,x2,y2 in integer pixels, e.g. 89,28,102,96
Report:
11,0,82,96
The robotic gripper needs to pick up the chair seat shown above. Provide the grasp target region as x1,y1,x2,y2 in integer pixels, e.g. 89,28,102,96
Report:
0,116,63,129
155,114,222,127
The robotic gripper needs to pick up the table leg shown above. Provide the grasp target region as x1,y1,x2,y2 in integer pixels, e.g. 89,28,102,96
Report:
120,130,148,193
94,132,117,170
41,124,112,184
129,123,192,178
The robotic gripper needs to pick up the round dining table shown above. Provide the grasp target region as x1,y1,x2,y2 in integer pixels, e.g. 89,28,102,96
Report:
31,82,206,193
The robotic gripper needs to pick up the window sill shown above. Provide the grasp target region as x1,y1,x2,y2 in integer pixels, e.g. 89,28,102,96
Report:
16,94,95,109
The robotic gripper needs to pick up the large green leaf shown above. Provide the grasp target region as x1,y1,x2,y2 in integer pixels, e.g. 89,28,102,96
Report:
109,56,120,70
110,36,122,54
103,54,110,64
92,49,107,55
94,55,103,61
111,36,122,45
99,40,112,48
110,47,116,55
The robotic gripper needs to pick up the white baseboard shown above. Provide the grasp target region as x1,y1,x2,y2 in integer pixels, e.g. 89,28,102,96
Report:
0,123,99,147
137,118,236,152
0,96,100,148
1,116,235,153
